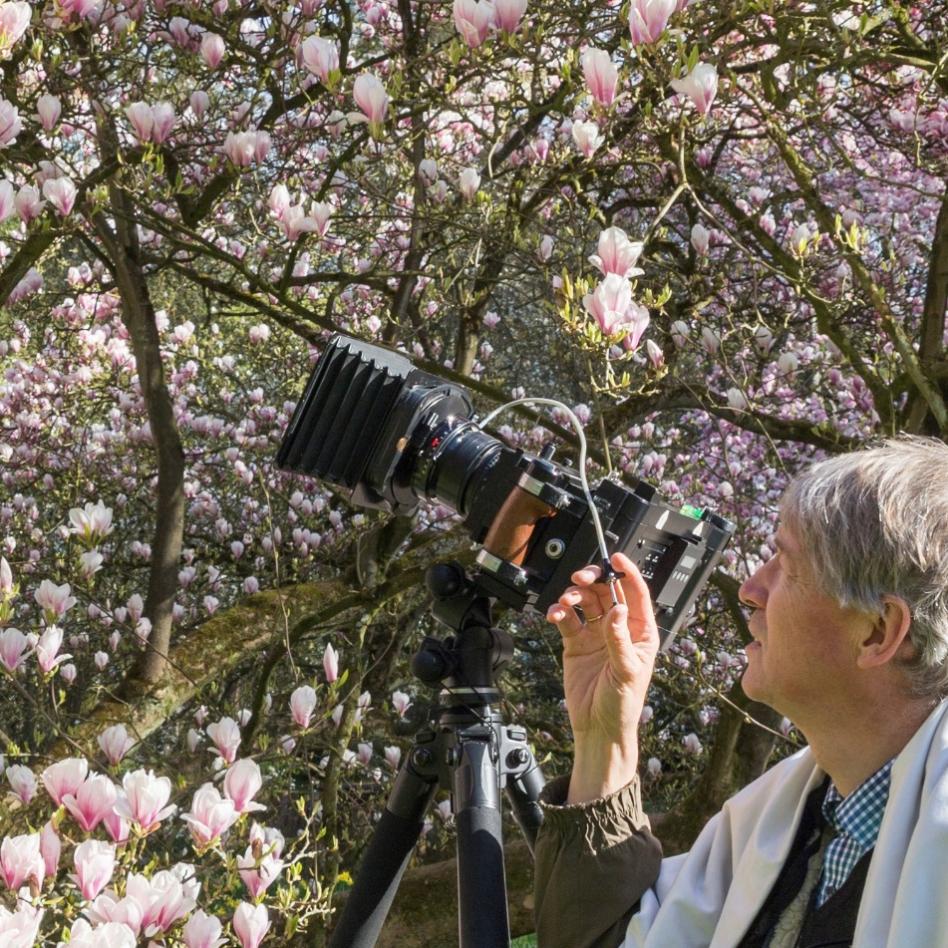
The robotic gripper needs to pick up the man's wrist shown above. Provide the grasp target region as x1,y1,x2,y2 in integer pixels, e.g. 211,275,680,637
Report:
568,740,639,804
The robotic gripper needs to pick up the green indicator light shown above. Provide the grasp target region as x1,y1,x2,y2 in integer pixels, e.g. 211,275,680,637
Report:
681,504,704,520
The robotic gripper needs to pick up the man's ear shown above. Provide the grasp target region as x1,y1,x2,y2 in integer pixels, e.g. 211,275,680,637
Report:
856,595,913,670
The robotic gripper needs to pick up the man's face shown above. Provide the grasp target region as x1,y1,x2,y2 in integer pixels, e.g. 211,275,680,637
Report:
737,522,871,720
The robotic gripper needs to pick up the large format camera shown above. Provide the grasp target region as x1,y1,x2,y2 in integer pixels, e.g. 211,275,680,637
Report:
277,334,732,647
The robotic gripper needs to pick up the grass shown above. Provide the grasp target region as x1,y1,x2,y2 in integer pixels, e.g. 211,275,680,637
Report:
511,935,538,947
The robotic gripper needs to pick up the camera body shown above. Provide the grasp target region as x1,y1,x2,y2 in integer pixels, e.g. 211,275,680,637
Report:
277,334,733,647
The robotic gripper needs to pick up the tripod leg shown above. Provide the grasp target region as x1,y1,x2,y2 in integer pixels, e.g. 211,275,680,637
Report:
328,754,437,948
453,737,510,948
505,753,545,854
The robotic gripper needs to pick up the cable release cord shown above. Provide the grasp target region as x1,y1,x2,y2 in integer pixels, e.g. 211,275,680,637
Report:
477,398,622,608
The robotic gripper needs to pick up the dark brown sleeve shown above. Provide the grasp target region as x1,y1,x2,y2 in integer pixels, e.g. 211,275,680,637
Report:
533,773,663,948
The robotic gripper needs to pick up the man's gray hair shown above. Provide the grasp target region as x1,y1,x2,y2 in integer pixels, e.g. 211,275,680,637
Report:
779,435,948,698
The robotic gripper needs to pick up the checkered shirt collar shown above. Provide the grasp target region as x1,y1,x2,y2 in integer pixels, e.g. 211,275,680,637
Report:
822,758,895,850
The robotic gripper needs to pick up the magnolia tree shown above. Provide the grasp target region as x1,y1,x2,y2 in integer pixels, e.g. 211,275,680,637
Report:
0,0,946,938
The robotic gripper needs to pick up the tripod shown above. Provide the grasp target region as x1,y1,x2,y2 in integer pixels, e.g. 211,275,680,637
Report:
327,561,547,948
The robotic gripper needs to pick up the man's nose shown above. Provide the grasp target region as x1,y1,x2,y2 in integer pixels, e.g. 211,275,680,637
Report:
739,566,767,610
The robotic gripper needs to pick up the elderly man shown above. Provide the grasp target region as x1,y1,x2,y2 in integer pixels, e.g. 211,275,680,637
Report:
534,436,948,948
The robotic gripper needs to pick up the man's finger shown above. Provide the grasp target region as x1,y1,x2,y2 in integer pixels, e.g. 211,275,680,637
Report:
547,603,583,639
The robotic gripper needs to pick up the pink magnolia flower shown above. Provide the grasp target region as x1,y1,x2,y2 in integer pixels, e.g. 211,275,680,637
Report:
646,339,664,368
300,35,338,83
73,839,115,900
58,0,102,21
125,101,154,142
622,302,651,351
68,499,113,541
63,919,136,948
351,73,388,132
384,746,402,769
582,49,618,107
103,809,130,844
233,902,270,948
310,201,332,237
629,0,676,44
40,820,60,878
0,98,20,147
34,579,76,621
290,685,317,729
223,130,269,167
183,909,226,948
238,845,284,900
0,627,29,672
189,90,209,120
35,624,71,673
0,2,31,51
268,184,290,219
391,690,411,717
150,103,176,144
0,832,43,891
0,902,42,944
571,120,602,158
458,167,480,201
127,866,199,936
582,273,633,335
322,643,339,683
670,62,719,115
113,768,175,833
589,226,644,278
200,32,225,68
453,0,492,47
41,175,76,217
493,0,526,32
85,892,145,936
6,764,36,804
94,650,110,670
14,183,42,222
0,555,12,596
41,756,88,806
690,222,711,255
98,724,136,765
63,773,118,832
207,717,241,763
36,94,61,131
223,759,266,814
181,784,239,847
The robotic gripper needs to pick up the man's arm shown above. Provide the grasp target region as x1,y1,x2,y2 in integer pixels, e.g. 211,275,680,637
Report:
533,774,663,948
533,554,664,945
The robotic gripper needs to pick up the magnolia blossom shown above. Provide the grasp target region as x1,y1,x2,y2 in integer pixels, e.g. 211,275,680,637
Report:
571,120,602,158
189,90,209,120
582,49,618,107
233,902,270,948
391,690,411,717
0,2,31,51
238,833,284,900
14,183,42,222
323,642,339,682
41,757,88,806
300,35,339,83
125,102,154,142
36,94,61,131
206,717,241,763
458,167,480,201
182,909,226,948
34,579,76,621
113,768,175,833
95,651,109,670
690,222,711,256
79,550,104,579
41,175,77,217
290,685,317,729
6,764,37,804
384,746,402,769
0,627,29,672
63,773,118,832
582,273,639,336
98,724,135,765
589,226,644,278
629,0,676,44
647,757,662,777
181,784,239,847
0,556,12,596
84,891,145,936
61,663,77,684
701,326,721,355
126,866,199,936
73,839,115,900
63,919,136,948
670,320,690,347
0,98,20,146
0,832,43,891
150,102,176,144
493,0,526,32
223,130,270,167
351,73,388,132
670,62,719,115
453,0,492,47
39,820,60,878
645,339,664,368
35,624,70,673
682,732,703,755
777,351,799,376
200,32,225,69
223,759,266,814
